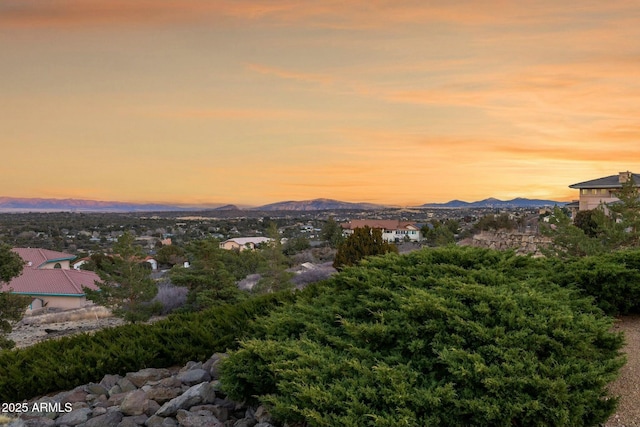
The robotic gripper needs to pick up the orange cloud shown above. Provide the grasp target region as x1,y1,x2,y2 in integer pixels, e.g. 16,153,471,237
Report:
6,1,638,31
493,144,640,164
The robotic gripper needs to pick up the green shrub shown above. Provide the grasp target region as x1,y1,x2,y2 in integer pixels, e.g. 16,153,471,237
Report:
221,247,624,427
0,292,295,402
546,249,640,315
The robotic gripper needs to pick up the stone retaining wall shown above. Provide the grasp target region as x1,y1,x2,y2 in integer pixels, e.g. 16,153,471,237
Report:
463,230,552,257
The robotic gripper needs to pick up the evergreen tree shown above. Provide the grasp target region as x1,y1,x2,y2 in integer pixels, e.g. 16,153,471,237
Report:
321,217,344,248
0,243,30,349
84,232,158,323
254,223,292,294
541,207,606,258
602,174,640,248
573,209,599,237
544,175,640,256
333,226,398,270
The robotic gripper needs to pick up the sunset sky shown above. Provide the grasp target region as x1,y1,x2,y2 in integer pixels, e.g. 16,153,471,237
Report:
2,1,640,207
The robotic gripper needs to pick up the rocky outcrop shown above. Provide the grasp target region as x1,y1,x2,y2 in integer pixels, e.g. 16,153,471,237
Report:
462,230,552,257
3,354,280,427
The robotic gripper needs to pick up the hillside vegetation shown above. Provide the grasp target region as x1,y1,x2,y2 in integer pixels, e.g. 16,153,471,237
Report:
221,247,626,427
1,246,636,426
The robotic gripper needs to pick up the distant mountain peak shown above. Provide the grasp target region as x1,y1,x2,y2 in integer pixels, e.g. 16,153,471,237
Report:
213,204,241,211
254,198,387,211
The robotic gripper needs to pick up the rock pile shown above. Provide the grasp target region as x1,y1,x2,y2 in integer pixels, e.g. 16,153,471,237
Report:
4,354,280,427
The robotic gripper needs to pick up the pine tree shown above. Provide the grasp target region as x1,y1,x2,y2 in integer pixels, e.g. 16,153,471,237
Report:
321,217,344,248
333,226,398,270
84,232,158,323
254,223,292,294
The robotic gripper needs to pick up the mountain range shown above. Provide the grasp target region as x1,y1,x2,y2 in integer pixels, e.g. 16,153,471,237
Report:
419,197,564,209
0,197,191,213
0,196,565,213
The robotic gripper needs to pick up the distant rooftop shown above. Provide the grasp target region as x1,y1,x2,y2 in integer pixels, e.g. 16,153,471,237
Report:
11,248,76,268
569,172,640,189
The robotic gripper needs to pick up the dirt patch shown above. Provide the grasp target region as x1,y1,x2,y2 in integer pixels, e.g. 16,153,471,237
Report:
605,315,640,427
8,307,125,349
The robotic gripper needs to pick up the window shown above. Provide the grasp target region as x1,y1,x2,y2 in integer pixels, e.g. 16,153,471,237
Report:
54,263,62,269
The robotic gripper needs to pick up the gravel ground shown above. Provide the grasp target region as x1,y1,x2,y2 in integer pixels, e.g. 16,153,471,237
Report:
8,316,125,348
605,315,640,427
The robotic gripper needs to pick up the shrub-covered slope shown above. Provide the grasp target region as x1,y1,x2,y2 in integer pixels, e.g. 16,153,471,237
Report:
0,292,295,402
221,247,625,427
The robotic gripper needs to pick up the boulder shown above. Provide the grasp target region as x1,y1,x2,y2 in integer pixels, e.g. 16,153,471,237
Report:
155,383,216,417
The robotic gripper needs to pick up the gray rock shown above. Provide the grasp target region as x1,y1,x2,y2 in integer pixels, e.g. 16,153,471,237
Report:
233,419,257,427
190,405,228,422
86,383,109,397
117,414,148,427
145,387,180,405
55,407,92,426
60,387,88,405
146,400,161,417
254,406,272,424
107,392,129,407
22,417,55,427
155,383,216,417
22,398,61,419
184,415,224,427
117,378,137,393
83,410,124,427
203,354,228,380
126,369,172,388
180,361,202,372
120,390,149,416
255,424,276,427
158,378,181,389
109,385,123,396
91,406,107,417
99,374,121,391
116,417,139,427
144,415,177,427
176,369,211,386
4,419,27,427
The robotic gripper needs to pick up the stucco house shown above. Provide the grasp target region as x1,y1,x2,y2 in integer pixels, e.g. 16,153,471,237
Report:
219,237,272,251
341,219,423,242
0,248,100,311
569,171,640,211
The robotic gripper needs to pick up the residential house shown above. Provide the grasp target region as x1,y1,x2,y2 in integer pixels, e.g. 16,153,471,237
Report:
569,171,640,211
341,220,423,242
219,237,272,251
0,248,100,311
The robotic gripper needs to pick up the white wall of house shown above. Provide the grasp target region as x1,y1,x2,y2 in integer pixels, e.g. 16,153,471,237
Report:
40,260,71,269
24,295,89,313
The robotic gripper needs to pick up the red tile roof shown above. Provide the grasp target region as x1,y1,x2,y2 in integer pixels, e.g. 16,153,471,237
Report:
11,248,76,268
1,248,100,296
1,268,100,295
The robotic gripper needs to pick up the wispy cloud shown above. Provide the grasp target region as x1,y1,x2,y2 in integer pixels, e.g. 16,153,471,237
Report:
245,63,335,86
